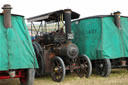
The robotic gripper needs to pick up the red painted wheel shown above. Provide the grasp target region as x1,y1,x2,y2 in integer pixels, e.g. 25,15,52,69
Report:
20,69,35,85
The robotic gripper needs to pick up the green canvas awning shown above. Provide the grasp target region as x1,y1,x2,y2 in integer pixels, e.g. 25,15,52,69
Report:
0,14,38,71
72,15,128,60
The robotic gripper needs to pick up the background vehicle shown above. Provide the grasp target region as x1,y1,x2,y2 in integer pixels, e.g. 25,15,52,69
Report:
27,9,92,82
0,4,38,85
72,11,128,77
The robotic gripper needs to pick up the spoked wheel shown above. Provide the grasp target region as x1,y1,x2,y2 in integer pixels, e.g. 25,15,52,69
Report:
76,54,92,78
32,41,45,77
95,59,111,77
51,56,66,82
20,69,35,85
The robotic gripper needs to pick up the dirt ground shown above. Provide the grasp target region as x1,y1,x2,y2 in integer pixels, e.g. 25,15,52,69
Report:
0,69,128,85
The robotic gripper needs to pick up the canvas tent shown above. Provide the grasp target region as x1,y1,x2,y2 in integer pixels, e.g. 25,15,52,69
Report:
72,15,128,60
0,14,38,71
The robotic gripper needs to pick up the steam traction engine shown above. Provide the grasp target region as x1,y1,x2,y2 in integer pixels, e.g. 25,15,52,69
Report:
28,9,92,82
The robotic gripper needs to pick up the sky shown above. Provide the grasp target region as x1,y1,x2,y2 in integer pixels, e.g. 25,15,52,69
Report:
0,0,128,19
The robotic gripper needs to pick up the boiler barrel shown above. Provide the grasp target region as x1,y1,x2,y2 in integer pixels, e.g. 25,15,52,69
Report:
56,43,79,59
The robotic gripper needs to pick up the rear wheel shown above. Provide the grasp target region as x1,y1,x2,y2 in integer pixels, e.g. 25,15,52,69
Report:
20,69,35,85
32,41,45,77
51,56,66,82
76,55,92,78
95,59,111,77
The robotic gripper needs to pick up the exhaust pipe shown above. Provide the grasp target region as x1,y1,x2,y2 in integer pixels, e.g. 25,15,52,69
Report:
2,4,12,28
113,11,121,29
64,9,74,40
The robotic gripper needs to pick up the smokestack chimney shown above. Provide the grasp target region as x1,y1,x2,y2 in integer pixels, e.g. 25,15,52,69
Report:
2,4,12,28
64,9,73,40
114,11,121,29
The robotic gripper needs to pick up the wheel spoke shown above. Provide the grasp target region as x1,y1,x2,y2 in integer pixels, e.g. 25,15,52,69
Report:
51,57,65,82
76,55,92,78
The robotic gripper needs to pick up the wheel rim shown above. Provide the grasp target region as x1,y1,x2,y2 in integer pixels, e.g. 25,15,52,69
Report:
96,60,105,75
95,59,111,77
51,57,65,82
20,70,27,84
33,41,45,77
20,69,35,85
35,54,44,76
76,55,92,78
52,61,63,80
77,58,88,77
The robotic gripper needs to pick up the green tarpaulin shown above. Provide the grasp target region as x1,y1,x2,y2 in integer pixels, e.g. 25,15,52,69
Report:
72,16,128,60
0,14,38,71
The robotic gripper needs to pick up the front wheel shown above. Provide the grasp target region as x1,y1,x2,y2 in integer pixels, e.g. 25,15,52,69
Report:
95,59,111,77
76,54,92,78
50,56,66,82
20,69,35,85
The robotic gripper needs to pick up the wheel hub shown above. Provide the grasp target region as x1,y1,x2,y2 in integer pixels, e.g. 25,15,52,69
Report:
100,64,104,68
54,67,59,72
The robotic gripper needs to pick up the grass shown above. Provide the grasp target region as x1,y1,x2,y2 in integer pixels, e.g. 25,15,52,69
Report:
0,69,128,85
